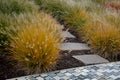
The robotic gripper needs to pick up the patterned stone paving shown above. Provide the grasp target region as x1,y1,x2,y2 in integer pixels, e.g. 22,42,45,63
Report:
8,61,120,80
73,55,109,65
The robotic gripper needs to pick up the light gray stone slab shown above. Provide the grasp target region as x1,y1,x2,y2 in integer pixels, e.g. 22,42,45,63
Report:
62,31,76,38
60,43,90,51
73,55,109,65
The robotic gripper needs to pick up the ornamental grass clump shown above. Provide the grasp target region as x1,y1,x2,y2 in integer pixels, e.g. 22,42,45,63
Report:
9,13,64,74
0,14,13,47
34,0,70,21
62,7,89,30
0,0,38,47
35,0,89,30
0,0,38,15
104,13,120,28
81,20,120,60
0,13,34,47
0,14,12,29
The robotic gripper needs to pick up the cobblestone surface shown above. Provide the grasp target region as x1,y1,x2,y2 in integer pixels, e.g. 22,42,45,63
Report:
8,61,120,80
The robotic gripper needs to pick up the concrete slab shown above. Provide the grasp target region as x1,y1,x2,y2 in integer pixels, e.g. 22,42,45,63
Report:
73,55,109,65
60,43,90,51
62,31,75,38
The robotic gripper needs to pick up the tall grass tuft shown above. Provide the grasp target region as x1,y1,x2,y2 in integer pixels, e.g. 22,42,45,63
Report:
35,0,89,30
9,13,64,74
0,13,35,47
81,20,120,60
34,0,71,21
62,7,89,30
104,12,120,28
0,0,39,47
0,0,38,15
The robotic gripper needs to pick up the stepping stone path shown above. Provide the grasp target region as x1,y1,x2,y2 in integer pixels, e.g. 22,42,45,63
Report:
73,55,109,65
61,31,109,65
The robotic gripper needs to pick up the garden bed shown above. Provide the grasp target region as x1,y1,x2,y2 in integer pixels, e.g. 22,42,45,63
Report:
0,0,120,80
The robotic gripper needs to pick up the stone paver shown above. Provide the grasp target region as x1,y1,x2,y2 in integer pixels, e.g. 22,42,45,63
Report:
62,31,76,38
8,62,120,80
60,43,90,51
73,54,109,65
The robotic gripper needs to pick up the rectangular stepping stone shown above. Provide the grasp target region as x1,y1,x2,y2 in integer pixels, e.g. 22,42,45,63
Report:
60,43,90,51
73,55,109,65
62,31,76,38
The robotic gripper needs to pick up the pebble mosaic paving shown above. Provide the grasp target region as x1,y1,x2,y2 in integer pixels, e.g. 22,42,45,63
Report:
8,61,120,80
